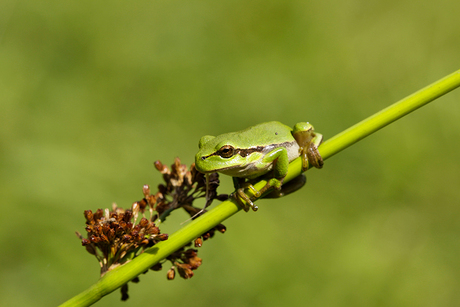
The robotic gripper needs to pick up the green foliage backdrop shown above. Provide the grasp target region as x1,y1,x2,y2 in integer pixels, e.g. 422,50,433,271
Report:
1,1,459,306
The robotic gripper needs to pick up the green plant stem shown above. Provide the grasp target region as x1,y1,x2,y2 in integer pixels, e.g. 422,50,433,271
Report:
319,69,460,161
60,69,460,307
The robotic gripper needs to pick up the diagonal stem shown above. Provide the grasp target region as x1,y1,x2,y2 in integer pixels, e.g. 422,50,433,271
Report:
60,69,460,307
319,69,460,161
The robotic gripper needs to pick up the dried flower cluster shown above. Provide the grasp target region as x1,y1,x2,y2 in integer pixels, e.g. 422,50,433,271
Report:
76,158,227,301
76,204,168,275
153,158,228,248
153,158,228,221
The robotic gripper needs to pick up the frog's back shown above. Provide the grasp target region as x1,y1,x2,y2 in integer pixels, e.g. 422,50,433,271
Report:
238,121,293,145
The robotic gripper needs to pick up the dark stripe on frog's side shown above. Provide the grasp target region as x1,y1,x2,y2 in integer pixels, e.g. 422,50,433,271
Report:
202,141,294,160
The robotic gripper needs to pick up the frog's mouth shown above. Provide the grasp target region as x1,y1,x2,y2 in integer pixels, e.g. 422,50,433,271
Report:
216,163,270,178
196,163,245,175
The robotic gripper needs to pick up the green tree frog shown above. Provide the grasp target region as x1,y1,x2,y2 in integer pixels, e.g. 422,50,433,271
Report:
195,121,323,212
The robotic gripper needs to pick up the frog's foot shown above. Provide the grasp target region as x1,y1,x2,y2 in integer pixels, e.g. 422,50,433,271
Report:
298,141,323,171
233,179,277,211
233,178,284,211
234,187,258,212
293,124,324,171
306,142,324,169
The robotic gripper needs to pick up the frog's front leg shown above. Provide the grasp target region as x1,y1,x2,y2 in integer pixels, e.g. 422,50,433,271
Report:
232,147,289,212
292,122,324,170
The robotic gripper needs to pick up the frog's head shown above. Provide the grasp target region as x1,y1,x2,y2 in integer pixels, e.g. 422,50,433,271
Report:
195,134,254,175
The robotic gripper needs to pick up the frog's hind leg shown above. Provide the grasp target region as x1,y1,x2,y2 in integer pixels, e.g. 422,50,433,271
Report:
292,123,324,170
306,139,324,169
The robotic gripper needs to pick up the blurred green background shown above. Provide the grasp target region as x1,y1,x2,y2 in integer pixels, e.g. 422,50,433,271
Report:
1,0,460,306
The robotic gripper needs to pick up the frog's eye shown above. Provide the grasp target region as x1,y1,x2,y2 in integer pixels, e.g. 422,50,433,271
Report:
218,145,235,158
